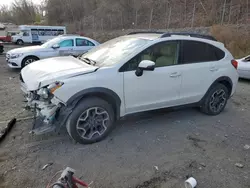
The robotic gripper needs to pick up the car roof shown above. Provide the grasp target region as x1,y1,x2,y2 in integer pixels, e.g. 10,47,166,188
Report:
57,35,97,42
122,33,162,40
124,32,224,48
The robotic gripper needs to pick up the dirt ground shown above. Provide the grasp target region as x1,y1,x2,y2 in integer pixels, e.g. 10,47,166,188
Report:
0,54,250,188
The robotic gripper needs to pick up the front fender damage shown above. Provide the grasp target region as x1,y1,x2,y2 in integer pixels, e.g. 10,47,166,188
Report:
21,80,78,135
26,95,73,135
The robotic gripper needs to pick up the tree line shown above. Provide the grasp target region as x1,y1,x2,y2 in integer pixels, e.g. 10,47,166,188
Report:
0,0,249,31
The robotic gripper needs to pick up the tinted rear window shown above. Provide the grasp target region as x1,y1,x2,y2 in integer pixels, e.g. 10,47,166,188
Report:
180,40,225,64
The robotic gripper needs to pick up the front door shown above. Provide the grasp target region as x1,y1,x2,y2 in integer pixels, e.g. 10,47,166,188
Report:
21,30,32,43
122,41,182,114
58,39,74,56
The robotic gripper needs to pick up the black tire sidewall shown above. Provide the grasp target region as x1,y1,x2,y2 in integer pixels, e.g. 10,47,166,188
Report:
21,57,38,68
202,84,229,115
66,97,115,144
17,40,23,45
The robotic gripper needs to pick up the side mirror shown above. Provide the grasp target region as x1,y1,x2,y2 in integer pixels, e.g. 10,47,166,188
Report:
52,44,60,49
135,60,155,77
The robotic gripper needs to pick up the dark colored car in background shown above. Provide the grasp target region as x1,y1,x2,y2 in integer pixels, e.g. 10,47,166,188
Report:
0,42,4,54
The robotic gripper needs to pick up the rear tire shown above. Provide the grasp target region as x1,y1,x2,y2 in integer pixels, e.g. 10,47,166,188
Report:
200,83,229,115
66,97,115,144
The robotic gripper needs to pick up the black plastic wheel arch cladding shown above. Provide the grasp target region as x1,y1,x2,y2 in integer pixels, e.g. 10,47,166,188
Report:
212,76,233,95
66,87,121,120
199,76,233,105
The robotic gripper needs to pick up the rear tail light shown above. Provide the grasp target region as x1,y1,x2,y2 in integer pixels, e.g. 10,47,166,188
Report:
231,60,238,69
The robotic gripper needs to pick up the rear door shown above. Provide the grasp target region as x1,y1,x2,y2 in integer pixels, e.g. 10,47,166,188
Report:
74,38,95,56
178,40,225,104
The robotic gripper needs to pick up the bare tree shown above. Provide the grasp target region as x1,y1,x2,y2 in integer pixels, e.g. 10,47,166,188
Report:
1,0,250,32
0,0,38,24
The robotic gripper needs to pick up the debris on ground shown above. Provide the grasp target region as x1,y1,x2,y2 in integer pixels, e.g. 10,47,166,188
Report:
243,144,250,150
154,166,159,171
0,118,16,143
4,166,17,175
42,163,53,170
235,163,244,168
200,163,206,167
187,135,207,151
185,177,197,188
0,109,27,124
88,181,94,187
17,116,34,122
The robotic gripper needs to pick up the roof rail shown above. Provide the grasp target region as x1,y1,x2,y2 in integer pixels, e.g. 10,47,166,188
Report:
161,32,217,41
128,31,165,35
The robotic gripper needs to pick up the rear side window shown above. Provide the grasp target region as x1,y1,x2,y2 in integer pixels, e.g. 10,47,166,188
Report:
76,38,95,46
180,40,225,64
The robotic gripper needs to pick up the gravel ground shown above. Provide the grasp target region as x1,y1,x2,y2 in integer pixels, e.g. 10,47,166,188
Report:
0,54,250,188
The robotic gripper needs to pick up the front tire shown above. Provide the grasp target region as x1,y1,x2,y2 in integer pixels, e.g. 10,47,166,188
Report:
21,56,39,68
66,97,115,144
200,83,229,115
16,39,24,45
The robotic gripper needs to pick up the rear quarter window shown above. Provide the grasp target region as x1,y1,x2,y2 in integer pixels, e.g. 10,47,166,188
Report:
180,40,225,64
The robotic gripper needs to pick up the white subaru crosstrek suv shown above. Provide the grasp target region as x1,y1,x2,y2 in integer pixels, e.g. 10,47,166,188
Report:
20,32,239,144
6,35,99,68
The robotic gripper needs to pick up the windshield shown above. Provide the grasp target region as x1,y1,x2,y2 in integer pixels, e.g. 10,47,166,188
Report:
80,37,149,67
41,37,61,48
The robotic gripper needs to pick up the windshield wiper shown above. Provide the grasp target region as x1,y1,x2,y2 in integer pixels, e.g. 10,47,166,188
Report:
81,58,97,66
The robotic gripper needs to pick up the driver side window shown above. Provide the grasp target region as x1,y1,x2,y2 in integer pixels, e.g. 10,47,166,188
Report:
120,41,179,72
23,31,30,36
59,39,74,47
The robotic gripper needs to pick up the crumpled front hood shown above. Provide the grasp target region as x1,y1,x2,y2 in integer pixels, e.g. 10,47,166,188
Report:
21,56,98,91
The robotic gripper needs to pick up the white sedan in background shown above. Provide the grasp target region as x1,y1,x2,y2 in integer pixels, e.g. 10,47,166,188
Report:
6,35,100,68
237,55,250,79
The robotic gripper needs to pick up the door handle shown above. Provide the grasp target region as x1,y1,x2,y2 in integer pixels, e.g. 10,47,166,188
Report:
170,72,181,78
210,67,218,72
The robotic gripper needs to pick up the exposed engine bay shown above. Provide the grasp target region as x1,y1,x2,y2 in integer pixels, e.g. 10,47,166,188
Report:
21,81,65,135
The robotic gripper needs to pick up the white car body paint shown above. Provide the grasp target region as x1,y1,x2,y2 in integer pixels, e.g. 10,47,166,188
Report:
21,56,98,91
6,35,99,68
237,55,250,79
20,33,239,136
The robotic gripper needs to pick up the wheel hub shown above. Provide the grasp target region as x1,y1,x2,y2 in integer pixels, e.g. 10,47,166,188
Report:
25,59,35,66
76,107,110,140
209,89,226,113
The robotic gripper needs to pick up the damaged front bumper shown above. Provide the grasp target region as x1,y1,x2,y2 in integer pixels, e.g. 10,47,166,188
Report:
21,82,72,135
